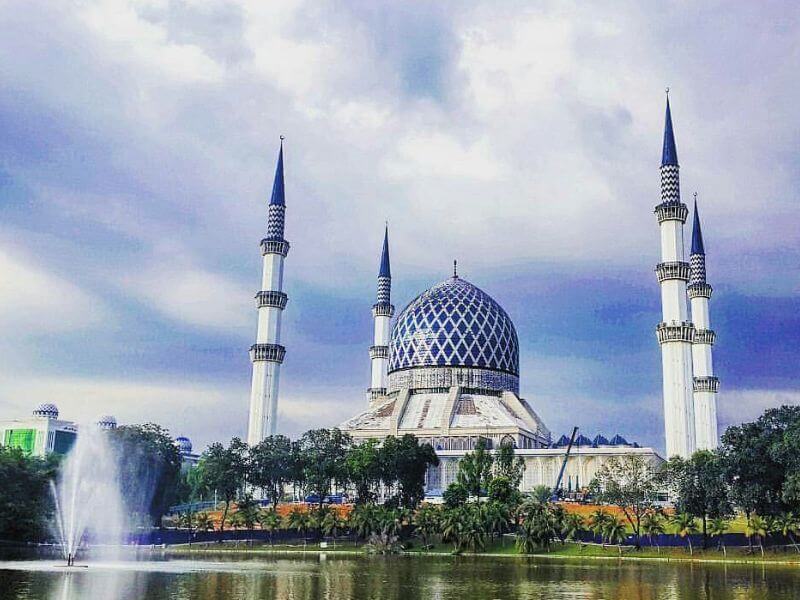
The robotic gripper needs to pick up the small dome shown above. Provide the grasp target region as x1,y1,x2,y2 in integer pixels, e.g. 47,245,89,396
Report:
33,403,59,419
97,415,117,430
175,436,193,454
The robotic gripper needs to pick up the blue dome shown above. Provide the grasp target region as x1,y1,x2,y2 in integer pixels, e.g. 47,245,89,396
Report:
33,403,59,419
388,276,519,378
175,436,193,454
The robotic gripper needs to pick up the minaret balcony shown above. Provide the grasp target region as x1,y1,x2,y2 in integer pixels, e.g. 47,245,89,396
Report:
655,261,690,283
654,201,688,224
367,387,388,400
250,343,286,363
655,321,695,344
372,303,395,318
260,238,290,257
688,283,713,299
693,329,716,345
255,291,288,309
693,376,719,393
369,345,389,359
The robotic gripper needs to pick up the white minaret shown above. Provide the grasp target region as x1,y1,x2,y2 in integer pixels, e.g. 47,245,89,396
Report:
655,95,696,458
368,225,393,405
247,139,289,445
688,198,719,450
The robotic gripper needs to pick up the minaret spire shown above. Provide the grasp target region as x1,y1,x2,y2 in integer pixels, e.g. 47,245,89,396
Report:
247,139,290,444
368,223,394,404
654,93,696,458
688,196,719,450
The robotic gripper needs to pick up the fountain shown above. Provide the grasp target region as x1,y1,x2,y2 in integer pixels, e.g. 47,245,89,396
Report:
50,423,126,567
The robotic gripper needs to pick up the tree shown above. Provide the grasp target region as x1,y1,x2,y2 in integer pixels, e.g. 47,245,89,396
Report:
349,504,380,540
195,438,248,531
248,435,293,508
589,455,660,548
443,482,469,508
235,494,261,532
515,499,559,553
746,514,768,557
531,485,551,504
0,447,57,542
320,509,345,547
487,476,520,506
441,507,466,552
604,518,627,556
259,508,282,545
379,435,439,508
720,406,800,517
298,429,352,509
108,424,183,526
195,512,214,532
708,516,729,557
671,512,699,555
413,504,441,547
285,508,312,539
345,439,382,504
663,451,732,548
494,442,525,489
590,508,612,545
456,438,493,497
562,512,585,543
641,511,666,553
776,513,800,553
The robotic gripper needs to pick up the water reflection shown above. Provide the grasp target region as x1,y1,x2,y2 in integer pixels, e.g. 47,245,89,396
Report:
2,554,800,600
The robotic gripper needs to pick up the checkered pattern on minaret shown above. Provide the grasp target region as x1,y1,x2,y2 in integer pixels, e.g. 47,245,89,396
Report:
690,253,706,285
377,276,391,304
267,204,285,240
660,165,680,203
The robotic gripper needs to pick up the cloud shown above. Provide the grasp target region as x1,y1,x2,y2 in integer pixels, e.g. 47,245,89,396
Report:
0,1,798,449
0,245,106,333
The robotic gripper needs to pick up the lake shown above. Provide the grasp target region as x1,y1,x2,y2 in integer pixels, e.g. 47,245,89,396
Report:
2,552,799,599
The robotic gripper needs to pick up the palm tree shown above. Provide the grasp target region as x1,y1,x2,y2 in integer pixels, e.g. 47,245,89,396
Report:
259,509,282,545
708,516,729,557
462,507,487,553
603,518,627,556
413,504,441,548
285,508,311,541
195,512,214,532
515,517,538,554
440,507,465,553
746,515,768,558
775,513,800,554
672,512,699,556
561,512,585,543
590,508,611,546
321,510,345,547
178,511,195,531
484,502,510,545
349,505,379,540
641,512,666,554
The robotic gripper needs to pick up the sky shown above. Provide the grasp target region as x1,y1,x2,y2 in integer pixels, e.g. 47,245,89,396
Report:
0,1,798,455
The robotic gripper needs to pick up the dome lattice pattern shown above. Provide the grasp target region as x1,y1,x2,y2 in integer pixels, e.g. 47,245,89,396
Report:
389,277,519,376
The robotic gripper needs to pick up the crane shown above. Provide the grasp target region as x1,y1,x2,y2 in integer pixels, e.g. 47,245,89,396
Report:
552,426,579,501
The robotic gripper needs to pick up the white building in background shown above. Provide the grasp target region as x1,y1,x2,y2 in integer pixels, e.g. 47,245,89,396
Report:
247,139,290,445
655,96,720,457
0,404,78,457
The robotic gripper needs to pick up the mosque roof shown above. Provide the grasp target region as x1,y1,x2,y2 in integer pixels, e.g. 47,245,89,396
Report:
388,276,519,378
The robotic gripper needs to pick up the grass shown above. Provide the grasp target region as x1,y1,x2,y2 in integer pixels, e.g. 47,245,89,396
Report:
165,536,800,565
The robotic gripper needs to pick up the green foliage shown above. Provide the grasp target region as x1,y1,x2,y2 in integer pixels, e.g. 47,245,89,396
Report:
259,508,282,544
234,494,261,530
671,512,699,555
494,442,525,489
413,504,441,546
663,450,732,544
108,424,183,526
561,512,585,541
531,485,552,504
248,435,294,508
456,438,493,497
487,476,520,506
589,455,660,546
515,499,560,553
720,405,800,516
379,435,439,508
442,482,469,508
298,428,352,508
285,508,312,536
345,439,382,504
194,438,248,530
0,446,57,541
641,511,666,550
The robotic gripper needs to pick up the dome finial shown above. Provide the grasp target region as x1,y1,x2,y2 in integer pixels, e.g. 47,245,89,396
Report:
453,260,458,278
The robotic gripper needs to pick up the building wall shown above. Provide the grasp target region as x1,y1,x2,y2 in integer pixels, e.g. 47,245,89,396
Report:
426,447,663,494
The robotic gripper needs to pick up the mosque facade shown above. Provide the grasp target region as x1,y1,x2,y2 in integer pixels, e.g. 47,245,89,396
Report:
247,95,720,491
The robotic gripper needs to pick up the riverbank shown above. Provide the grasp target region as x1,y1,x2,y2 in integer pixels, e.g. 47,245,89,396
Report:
164,538,800,566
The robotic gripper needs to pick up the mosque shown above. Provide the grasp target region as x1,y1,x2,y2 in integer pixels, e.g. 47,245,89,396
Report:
246,95,720,493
